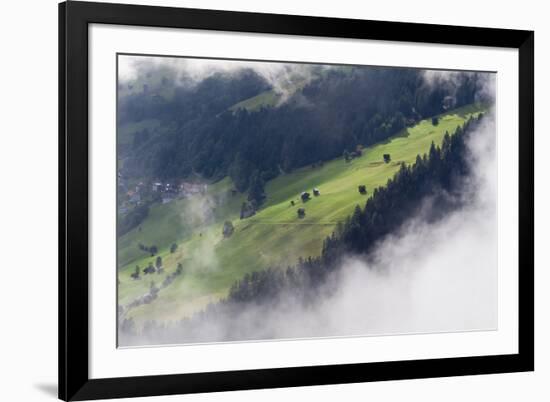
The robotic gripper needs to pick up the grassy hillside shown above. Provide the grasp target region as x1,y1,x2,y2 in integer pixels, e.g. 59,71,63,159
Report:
117,103,486,326
228,90,281,112
228,74,310,112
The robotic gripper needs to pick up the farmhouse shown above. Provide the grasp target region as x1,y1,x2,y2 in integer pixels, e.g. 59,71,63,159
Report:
297,208,306,218
301,192,311,202
313,188,320,196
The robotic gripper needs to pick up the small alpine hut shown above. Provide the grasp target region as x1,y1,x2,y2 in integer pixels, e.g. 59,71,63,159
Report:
313,187,320,196
301,191,311,202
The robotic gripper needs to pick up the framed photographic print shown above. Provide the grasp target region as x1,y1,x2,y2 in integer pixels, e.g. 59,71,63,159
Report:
59,1,534,400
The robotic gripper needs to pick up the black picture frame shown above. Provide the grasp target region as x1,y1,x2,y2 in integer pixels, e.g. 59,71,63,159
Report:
59,1,534,400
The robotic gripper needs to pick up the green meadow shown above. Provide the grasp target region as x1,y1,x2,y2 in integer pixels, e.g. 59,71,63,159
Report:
117,103,486,326
228,90,281,112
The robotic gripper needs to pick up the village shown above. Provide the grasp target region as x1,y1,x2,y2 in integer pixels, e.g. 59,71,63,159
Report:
117,173,208,215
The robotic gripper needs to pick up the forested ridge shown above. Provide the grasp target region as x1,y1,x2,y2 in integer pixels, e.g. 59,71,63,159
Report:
119,113,485,343
119,66,485,192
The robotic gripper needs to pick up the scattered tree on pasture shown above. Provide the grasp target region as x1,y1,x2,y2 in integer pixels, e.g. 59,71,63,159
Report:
143,262,156,274
223,221,235,238
155,256,163,274
131,265,140,280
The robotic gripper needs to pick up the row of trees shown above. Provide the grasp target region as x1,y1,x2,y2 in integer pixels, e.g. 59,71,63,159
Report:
138,243,158,256
131,255,164,279
131,240,181,279
140,260,184,287
122,261,186,321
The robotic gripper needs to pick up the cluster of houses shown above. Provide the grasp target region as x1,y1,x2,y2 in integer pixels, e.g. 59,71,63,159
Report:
117,170,210,214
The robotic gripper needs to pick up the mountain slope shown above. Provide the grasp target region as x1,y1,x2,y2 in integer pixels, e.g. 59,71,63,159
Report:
117,103,486,326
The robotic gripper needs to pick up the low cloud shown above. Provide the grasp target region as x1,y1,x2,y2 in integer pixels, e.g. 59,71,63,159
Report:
421,69,496,105
179,190,221,274
118,55,319,103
